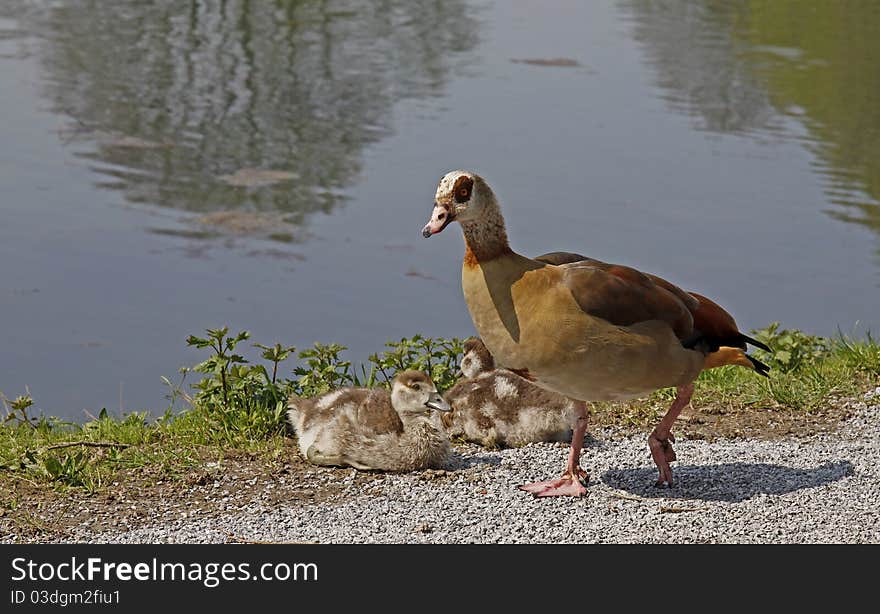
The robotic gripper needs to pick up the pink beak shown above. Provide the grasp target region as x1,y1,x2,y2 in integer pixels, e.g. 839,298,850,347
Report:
422,204,452,238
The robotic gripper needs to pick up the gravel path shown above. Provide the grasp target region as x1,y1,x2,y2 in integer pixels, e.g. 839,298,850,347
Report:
56,389,880,544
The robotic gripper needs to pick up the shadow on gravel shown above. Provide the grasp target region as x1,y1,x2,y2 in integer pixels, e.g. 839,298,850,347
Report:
445,450,503,471
601,460,855,502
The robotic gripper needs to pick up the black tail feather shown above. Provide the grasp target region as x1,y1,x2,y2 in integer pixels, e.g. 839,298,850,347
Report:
741,334,771,353
746,355,771,377
683,332,772,354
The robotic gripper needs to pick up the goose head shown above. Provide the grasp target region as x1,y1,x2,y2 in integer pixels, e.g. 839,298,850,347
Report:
391,370,451,415
458,337,495,378
422,170,494,237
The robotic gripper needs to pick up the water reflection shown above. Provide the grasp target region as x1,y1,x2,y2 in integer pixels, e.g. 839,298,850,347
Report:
25,0,480,237
741,0,880,245
619,0,781,135
622,0,880,252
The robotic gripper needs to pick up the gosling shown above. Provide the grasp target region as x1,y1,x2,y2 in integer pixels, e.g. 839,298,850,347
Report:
287,370,451,471
443,338,580,448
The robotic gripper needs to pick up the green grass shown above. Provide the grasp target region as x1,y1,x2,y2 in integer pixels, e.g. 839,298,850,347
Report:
1,324,878,494
0,331,464,494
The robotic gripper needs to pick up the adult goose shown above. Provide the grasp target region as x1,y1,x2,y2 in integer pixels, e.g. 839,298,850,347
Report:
287,370,452,472
443,337,579,447
421,170,769,496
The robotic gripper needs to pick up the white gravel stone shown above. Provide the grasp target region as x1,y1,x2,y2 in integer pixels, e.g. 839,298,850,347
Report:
47,399,880,543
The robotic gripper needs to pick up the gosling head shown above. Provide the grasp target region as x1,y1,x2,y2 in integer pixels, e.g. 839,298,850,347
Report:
391,370,451,415
458,337,495,378
422,170,494,238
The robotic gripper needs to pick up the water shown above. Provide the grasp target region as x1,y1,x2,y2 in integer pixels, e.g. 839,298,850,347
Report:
1,0,878,420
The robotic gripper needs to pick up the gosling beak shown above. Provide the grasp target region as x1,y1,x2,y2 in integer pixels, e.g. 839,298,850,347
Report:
424,392,452,412
422,203,453,238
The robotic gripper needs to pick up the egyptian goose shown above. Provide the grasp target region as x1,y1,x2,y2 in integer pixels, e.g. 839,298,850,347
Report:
442,337,579,447
422,170,769,496
286,370,452,472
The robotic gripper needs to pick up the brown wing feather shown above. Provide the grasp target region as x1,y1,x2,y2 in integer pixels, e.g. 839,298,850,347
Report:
355,389,404,435
554,259,694,340
688,292,741,342
641,272,700,313
686,292,770,353
536,252,699,312
534,251,767,354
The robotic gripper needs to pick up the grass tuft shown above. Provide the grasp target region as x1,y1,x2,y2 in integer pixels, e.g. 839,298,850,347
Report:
1,324,877,493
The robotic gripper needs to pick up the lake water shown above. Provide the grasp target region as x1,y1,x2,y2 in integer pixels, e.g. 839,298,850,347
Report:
2,0,879,420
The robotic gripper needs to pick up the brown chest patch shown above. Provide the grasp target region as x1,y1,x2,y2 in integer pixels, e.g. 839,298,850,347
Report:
463,244,479,268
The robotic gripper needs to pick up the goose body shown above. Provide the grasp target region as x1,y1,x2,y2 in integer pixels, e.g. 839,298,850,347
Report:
443,337,579,447
287,370,451,472
461,253,707,401
422,170,769,495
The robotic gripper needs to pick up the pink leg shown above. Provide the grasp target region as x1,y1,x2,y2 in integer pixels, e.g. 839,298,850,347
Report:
648,382,694,488
519,401,589,498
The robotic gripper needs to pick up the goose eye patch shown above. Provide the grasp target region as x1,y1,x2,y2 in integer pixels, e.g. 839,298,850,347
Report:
453,176,473,203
